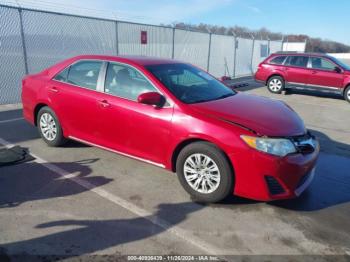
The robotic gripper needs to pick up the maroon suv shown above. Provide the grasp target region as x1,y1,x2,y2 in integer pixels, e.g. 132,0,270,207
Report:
255,52,350,103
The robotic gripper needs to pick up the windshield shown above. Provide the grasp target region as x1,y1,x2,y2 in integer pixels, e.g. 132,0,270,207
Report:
145,63,235,104
328,56,350,71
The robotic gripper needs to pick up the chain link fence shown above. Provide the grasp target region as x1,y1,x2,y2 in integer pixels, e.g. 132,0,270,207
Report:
0,4,283,104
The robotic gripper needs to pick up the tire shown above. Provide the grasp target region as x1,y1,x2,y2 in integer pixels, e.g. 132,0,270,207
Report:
344,86,350,103
37,106,67,147
267,76,285,94
176,142,234,203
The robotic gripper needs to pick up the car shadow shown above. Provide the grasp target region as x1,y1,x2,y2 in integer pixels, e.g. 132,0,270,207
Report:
0,202,203,258
0,157,112,208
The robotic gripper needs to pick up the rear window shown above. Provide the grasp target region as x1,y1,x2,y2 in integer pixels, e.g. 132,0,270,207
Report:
285,56,309,68
269,56,287,65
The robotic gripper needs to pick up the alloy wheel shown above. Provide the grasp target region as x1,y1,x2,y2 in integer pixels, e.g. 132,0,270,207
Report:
39,113,57,141
183,153,221,194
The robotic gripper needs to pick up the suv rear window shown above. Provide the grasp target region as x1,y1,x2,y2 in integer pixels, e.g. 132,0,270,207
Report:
285,56,309,68
269,56,286,65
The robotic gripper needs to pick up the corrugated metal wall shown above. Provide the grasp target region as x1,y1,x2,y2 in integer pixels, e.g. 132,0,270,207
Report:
118,22,173,58
174,29,210,70
0,4,283,104
208,34,236,78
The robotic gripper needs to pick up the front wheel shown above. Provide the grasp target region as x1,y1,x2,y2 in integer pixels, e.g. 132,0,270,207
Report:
37,106,67,147
344,86,350,103
267,76,285,94
176,142,234,203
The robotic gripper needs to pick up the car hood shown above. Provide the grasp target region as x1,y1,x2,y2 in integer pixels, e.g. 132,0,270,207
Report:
189,92,306,137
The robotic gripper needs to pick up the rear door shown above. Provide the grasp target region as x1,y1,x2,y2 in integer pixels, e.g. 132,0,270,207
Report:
48,60,105,142
283,55,310,86
307,56,343,90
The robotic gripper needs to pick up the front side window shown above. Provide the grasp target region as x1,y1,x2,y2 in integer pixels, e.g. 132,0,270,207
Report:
66,61,102,90
311,57,337,71
145,63,235,104
285,56,309,68
53,67,69,82
269,56,287,65
104,62,157,101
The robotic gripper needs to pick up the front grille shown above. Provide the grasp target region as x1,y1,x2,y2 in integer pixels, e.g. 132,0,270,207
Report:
291,132,316,154
265,176,285,195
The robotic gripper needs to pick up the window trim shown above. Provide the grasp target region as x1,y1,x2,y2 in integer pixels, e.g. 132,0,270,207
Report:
52,59,106,92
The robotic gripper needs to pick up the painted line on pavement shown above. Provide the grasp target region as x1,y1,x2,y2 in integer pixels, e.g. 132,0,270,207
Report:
0,137,230,256
0,117,24,124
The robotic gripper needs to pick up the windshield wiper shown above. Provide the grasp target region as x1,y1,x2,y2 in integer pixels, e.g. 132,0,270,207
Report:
215,93,235,100
189,93,235,104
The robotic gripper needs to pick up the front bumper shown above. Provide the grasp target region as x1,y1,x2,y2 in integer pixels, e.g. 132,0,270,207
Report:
230,138,319,201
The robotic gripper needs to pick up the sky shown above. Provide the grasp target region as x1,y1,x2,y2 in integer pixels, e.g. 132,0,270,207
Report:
4,0,350,45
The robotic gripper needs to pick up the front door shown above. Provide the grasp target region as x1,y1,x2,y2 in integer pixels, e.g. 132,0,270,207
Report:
97,62,174,165
307,57,343,90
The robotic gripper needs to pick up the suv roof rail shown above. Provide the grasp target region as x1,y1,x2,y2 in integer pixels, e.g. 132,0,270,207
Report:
274,51,328,56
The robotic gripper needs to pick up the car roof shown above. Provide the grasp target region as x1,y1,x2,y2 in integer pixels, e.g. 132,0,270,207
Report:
272,52,333,59
68,55,181,66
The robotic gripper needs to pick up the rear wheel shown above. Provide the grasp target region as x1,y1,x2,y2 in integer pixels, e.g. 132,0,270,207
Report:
37,106,67,147
267,76,284,94
344,86,350,103
176,142,234,203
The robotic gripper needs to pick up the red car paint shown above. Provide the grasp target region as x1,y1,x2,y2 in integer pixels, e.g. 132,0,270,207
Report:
255,52,350,95
22,55,319,201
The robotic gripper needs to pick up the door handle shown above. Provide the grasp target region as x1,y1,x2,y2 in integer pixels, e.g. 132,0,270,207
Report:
312,71,318,74
50,87,59,93
98,99,110,108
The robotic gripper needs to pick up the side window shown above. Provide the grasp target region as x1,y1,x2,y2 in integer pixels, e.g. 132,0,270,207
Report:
105,63,157,101
53,67,69,82
269,56,286,65
285,56,309,68
311,57,337,71
66,61,102,90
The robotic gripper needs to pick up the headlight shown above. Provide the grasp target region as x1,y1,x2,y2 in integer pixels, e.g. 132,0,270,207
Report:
241,135,297,157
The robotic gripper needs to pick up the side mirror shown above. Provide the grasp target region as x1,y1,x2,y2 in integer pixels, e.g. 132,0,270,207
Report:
334,66,342,73
137,92,165,107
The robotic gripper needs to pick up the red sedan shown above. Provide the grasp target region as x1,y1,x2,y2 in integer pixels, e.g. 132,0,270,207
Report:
22,55,319,203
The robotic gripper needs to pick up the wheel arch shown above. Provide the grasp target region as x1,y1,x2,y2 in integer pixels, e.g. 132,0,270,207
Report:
171,138,235,178
343,82,350,96
266,73,285,85
34,103,49,126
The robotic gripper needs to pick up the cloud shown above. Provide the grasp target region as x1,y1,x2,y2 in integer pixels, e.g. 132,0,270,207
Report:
246,5,262,14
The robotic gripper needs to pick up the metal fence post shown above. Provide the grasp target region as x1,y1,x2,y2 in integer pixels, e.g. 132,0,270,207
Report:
207,32,212,72
250,35,255,75
172,27,175,59
232,33,237,79
267,37,271,55
115,20,119,55
18,8,29,74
